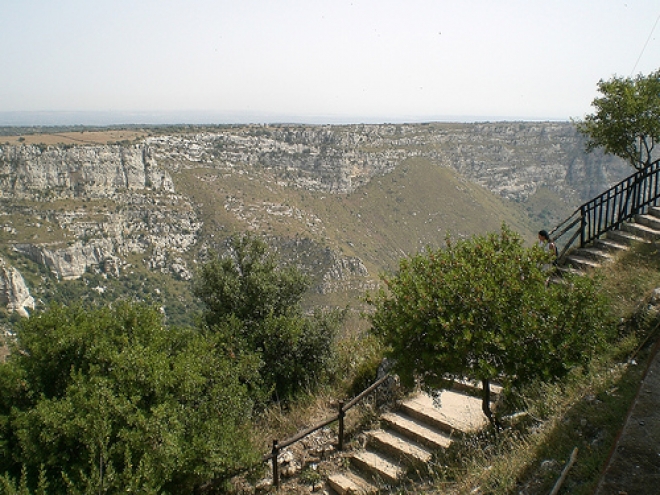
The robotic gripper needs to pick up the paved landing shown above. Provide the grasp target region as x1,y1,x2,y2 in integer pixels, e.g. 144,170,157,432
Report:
593,340,660,495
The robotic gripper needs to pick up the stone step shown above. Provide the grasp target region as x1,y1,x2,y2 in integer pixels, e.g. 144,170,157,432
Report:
621,222,660,240
327,471,377,495
593,238,630,253
572,247,614,262
556,264,584,278
450,378,503,400
648,205,660,218
566,254,601,271
367,429,433,466
636,213,660,231
606,229,649,246
399,390,489,435
350,450,404,485
380,411,452,450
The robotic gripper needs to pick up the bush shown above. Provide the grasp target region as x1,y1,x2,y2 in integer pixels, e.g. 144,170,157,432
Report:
0,303,260,494
194,234,342,401
368,225,615,424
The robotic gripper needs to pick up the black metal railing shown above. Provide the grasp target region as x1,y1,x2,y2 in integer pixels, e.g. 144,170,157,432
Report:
550,161,660,261
263,373,392,487
195,373,394,493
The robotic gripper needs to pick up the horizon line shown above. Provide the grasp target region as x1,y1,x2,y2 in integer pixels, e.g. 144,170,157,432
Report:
0,110,576,127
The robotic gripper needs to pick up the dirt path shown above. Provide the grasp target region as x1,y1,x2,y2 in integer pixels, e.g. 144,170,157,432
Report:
593,339,660,495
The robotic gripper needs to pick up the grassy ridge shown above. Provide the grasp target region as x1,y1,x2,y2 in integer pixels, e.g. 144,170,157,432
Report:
174,157,535,274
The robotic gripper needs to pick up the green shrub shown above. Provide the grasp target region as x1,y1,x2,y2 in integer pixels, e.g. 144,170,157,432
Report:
0,303,260,494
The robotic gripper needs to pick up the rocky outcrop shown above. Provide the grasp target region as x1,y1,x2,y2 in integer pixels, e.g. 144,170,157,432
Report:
0,144,174,199
15,239,116,280
0,257,35,317
320,254,374,294
144,122,630,203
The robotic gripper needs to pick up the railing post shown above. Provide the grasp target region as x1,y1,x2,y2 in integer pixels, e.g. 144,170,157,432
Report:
338,401,345,451
580,205,587,247
271,439,279,488
632,171,641,215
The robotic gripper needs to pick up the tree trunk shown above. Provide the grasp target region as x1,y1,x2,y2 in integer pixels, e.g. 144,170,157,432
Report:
482,378,493,425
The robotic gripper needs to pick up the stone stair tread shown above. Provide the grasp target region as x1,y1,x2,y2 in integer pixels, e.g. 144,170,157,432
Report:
649,206,660,217
450,377,503,397
576,247,613,260
401,391,488,433
622,222,660,238
578,246,612,258
351,450,404,484
567,255,601,270
368,429,433,464
607,229,649,244
636,213,660,227
557,265,583,276
594,238,630,252
381,411,452,450
327,472,377,495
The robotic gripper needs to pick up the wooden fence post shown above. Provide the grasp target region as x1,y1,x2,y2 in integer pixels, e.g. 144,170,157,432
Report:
271,439,279,488
338,400,345,451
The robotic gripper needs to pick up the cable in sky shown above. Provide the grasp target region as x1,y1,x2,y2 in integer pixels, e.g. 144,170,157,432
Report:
631,10,660,76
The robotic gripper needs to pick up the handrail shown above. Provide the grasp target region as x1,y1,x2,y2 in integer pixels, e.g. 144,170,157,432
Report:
550,162,660,258
262,373,393,487
197,373,394,493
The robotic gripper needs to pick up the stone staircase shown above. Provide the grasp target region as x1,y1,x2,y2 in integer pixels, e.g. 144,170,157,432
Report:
562,206,660,274
326,381,500,494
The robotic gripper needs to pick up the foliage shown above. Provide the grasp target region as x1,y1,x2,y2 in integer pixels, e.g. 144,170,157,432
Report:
0,303,260,494
193,234,341,401
367,226,614,423
577,68,660,170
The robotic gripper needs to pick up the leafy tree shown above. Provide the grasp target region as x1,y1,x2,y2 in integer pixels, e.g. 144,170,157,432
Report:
576,68,660,170
195,234,308,328
194,234,341,400
367,226,614,425
0,303,260,494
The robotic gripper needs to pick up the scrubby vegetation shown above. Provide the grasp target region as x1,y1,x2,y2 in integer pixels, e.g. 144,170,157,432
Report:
0,235,351,494
0,303,260,494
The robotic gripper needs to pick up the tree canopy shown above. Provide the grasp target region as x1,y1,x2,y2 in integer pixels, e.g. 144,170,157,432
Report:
0,303,260,494
577,68,660,170
193,234,341,401
367,226,614,424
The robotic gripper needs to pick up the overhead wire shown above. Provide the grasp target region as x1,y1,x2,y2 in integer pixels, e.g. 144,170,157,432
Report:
631,10,660,76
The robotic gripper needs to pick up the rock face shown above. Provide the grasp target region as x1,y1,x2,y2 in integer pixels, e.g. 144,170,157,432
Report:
0,143,200,283
145,122,630,202
15,239,115,281
0,144,174,199
0,257,35,317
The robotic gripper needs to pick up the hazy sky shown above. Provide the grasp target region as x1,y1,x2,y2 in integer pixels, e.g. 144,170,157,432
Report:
1,0,659,124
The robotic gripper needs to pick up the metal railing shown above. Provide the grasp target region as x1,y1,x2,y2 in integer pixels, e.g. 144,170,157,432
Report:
195,373,394,493
550,161,660,261
263,373,393,487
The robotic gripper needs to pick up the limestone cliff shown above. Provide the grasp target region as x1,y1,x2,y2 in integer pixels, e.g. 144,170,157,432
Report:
0,257,35,317
15,239,115,280
145,122,630,203
0,144,173,199
0,122,637,317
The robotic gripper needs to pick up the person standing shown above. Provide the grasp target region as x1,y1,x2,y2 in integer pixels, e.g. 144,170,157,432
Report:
538,230,557,259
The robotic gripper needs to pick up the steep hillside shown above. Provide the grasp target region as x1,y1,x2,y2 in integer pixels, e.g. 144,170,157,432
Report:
0,122,631,324
173,156,533,307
